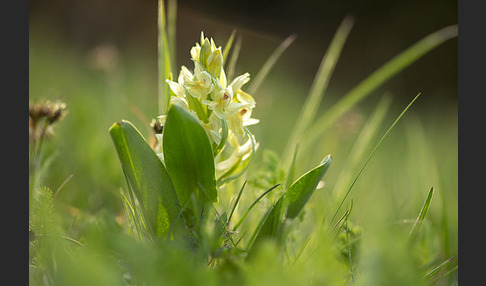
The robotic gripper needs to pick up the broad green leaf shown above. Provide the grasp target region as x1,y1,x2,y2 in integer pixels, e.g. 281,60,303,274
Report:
163,104,218,214
285,155,332,219
109,120,181,237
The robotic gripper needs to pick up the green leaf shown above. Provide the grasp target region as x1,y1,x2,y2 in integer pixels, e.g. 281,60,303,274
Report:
213,118,228,156
184,91,209,123
109,120,181,237
163,104,218,214
285,155,332,219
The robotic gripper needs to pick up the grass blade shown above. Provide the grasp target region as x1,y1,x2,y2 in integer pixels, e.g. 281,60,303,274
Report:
248,33,297,95
227,180,247,224
158,0,173,114
223,29,237,64
285,144,300,190
226,35,242,82
409,187,435,239
246,194,286,258
423,256,455,282
167,0,177,75
233,184,280,231
305,25,458,149
282,15,354,166
330,93,422,224
332,94,392,198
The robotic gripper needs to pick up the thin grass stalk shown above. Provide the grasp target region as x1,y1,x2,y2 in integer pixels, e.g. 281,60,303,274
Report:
167,0,177,76
332,94,392,198
330,93,422,225
226,35,242,82
282,16,354,167
409,187,434,240
158,0,173,114
248,34,297,95
223,29,237,65
232,184,280,231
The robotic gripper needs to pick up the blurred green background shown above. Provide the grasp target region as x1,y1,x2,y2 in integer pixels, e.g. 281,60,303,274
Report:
29,0,457,282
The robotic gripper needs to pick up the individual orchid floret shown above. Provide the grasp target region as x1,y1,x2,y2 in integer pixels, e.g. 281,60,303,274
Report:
206,47,223,78
203,84,235,119
229,73,250,94
227,106,259,137
166,78,186,98
181,63,214,99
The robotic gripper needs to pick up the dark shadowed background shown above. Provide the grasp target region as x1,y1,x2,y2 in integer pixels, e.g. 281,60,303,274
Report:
29,0,457,106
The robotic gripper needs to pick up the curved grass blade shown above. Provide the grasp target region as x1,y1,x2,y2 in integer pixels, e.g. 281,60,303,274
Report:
305,25,458,149
227,180,247,224
285,155,332,219
332,94,392,198
285,144,300,190
330,93,422,225
282,15,354,166
248,33,297,95
246,194,286,258
213,118,228,156
109,120,181,237
233,184,280,231
223,29,237,64
163,104,218,214
423,257,455,283
409,187,435,240
226,35,242,82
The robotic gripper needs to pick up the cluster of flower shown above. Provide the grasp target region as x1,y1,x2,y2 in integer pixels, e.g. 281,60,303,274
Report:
155,32,259,179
